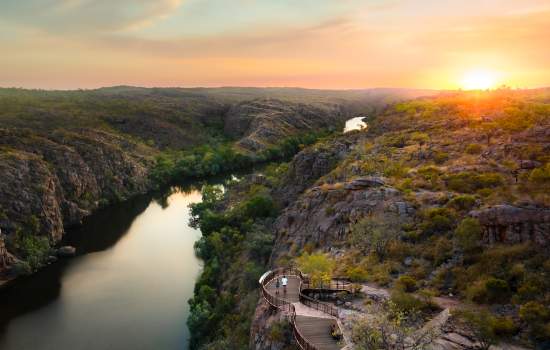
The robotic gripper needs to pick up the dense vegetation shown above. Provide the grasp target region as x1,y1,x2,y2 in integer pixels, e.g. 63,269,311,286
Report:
0,87,229,149
186,164,287,349
150,130,332,187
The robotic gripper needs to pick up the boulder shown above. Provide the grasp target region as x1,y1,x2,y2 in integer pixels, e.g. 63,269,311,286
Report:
343,177,385,190
519,160,542,170
57,246,76,257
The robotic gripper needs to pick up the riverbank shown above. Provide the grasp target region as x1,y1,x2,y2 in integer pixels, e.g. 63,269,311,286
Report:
0,182,210,350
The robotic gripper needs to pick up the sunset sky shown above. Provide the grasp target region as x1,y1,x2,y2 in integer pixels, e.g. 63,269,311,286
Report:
1,0,549,90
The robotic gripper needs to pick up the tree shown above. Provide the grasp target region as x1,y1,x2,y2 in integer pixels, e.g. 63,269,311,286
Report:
352,302,438,350
454,309,498,350
296,252,335,287
350,212,403,261
455,218,483,252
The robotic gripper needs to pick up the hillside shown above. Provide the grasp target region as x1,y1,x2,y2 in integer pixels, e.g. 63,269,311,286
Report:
185,88,550,349
0,86,432,280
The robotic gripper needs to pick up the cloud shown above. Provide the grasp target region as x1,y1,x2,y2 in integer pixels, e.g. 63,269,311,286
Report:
0,0,183,33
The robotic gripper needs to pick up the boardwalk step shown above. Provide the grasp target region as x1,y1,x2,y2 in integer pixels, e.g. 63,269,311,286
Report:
295,316,343,350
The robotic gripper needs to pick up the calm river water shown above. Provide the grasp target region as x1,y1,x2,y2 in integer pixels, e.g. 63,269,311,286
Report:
0,118,366,350
0,183,213,350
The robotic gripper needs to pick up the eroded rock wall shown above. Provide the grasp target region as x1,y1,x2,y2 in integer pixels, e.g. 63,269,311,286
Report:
0,128,153,273
471,205,550,246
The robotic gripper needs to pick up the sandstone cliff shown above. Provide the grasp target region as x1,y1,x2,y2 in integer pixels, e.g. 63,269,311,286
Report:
0,128,154,264
471,205,550,246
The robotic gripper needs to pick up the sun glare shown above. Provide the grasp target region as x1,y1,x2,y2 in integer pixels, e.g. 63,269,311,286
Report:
460,70,498,90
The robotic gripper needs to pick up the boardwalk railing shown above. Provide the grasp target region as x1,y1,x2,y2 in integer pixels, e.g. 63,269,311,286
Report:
259,267,350,350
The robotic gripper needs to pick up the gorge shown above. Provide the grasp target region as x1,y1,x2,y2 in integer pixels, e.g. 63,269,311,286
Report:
1,87,549,350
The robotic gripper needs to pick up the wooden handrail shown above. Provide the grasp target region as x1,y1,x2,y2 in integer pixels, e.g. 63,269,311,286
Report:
259,267,349,350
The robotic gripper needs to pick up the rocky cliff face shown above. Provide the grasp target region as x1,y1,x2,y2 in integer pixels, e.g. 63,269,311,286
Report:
271,177,414,265
0,128,154,274
470,205,550,246
224,99,349,152
274,136,356,206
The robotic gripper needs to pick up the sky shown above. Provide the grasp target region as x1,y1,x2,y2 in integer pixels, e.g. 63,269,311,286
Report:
0,0,549,90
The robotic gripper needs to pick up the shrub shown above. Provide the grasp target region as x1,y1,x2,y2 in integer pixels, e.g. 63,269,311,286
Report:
465,143,483,154
455,309,498,350
241,194,277,218
519,302,549,325
529,163,550,186
268,320,289,342
467,279,488,303
422,215,453,235
455,218,483,252
296,252,335,287
516,276,544,302
9,228,51,270
349,212,403,261
448,195,477,211
390,290,435,315
346,266,369,282
445,172,504,193
395,275,418,292
491,317,517,336
485,278,510,303
434,151,449,164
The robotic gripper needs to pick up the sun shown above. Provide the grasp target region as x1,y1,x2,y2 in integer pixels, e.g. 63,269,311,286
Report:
460,69,498,90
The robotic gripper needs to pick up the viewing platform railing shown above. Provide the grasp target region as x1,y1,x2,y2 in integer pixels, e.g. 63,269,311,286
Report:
259,267,351,350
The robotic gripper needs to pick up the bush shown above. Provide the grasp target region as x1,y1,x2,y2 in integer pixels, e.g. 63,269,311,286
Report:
390,290,435,315
455,218,483,252
422,214,453,235
448,195,477,211
468,277,510,304
491,316,517,336
485,278,510,303
516,276,544,302
395,275,418,292
529,163,550,186
296,252,335,287
455,309,498,350
240,194,277,218
434,151,449,164
9,227,51,270
465,144,483,154
445,172,504,193
467,279,488,303
519,302,550,325
268,320,290,342
346,266,369,282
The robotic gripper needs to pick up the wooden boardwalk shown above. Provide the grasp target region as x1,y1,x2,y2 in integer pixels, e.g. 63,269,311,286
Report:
295,316,343,350
263,274,343,350
265,275,301,303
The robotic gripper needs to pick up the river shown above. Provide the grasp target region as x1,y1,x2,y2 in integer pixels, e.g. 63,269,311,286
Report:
0,118,366,350
343,116,367,133
0,182,215,350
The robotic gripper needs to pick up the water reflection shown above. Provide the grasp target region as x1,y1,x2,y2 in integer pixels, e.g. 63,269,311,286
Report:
0,179,222,350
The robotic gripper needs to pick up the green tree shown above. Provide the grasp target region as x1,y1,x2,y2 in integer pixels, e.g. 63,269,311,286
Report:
296,252,335,287
455,218,483,252
350,212,402,261
455,309,498,350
